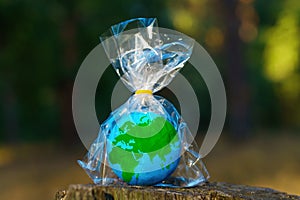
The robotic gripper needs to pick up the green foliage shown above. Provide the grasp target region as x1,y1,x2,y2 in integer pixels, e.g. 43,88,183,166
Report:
0,0,299,142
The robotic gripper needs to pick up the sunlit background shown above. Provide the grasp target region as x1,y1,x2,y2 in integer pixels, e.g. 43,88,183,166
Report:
0,0,299,199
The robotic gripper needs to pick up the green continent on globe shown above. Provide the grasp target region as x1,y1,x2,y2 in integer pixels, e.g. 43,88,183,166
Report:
108,114,180,184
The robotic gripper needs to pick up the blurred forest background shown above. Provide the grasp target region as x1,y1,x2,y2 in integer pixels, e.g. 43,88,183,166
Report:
0,0,300,199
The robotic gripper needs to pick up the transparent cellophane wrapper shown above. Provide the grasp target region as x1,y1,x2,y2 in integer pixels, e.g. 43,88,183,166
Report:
78,18,209,187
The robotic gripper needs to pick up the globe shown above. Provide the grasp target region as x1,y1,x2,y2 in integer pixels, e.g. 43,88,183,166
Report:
106,112,181,185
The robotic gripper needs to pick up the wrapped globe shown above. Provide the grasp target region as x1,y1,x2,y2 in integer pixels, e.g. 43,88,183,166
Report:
78,18,209,188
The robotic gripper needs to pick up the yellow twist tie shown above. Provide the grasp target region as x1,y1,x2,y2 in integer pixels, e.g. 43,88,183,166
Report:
135,89,153,95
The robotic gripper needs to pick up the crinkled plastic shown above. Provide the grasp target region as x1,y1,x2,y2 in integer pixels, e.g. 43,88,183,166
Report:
78,18,209,187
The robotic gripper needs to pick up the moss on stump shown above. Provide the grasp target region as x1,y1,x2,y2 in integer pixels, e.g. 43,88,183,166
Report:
55,182,300,200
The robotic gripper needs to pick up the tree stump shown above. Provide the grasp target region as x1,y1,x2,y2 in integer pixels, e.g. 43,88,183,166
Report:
55,182,300,200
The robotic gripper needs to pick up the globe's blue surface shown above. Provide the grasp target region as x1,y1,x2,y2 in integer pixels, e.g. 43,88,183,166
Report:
106,112,181,185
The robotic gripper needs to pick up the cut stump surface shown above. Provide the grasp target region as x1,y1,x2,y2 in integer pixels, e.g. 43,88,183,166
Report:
55,182,300,200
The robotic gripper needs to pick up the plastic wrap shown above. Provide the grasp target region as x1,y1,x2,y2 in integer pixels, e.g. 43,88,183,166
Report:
78,18,209,187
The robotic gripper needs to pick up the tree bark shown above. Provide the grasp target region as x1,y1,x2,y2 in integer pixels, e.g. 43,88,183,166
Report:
55,182,300,200
58,5,79,145
218,0,251,139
